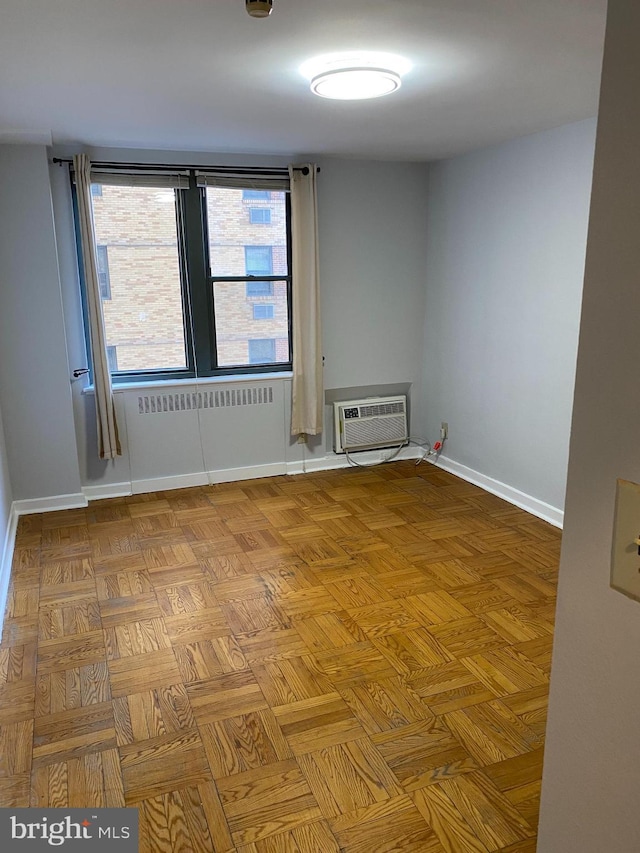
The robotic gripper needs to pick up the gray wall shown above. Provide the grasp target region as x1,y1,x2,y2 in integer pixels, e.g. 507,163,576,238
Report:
318,158,428,392
0,145,81,501
538,1,640,850
0,401,12,556
417,121,596,512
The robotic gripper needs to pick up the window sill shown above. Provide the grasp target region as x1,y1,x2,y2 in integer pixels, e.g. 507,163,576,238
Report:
81,371,293,395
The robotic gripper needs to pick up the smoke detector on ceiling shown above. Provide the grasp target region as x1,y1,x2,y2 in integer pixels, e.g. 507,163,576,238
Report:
246,0,273,17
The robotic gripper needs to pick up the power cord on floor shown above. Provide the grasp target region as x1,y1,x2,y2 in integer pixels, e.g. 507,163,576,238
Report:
343,435,445,469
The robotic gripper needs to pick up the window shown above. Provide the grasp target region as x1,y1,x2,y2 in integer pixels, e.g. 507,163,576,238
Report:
242,189,270,200
91,183,103,198
249,207,271,225
106,345,118,372
249,339,276,364
75,172,291,381
96,245,111,300
245,246,274,297
253,304,274,320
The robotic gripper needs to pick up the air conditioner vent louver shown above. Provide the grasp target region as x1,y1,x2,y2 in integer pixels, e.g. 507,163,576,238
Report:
334,395,408,454
359,402,404,418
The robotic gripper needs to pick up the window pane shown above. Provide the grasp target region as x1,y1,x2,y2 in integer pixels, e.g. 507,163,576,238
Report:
249,339,276,364
206,187,287,277
253,304,274,320
212,280,290,368
91,185,188,372
96,245,111,300
249,207,271,224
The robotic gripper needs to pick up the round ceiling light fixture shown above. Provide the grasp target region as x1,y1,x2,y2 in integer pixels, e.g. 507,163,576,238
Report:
311,67,401,100
301,52,411,101
246,0,273,18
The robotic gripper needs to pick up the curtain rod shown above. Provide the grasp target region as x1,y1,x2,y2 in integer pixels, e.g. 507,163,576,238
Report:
51,158,319,175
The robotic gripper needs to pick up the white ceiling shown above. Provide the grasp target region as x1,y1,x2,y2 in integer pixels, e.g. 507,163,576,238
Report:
0,0,607,161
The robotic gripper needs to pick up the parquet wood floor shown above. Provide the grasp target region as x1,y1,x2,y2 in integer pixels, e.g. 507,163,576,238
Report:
0,461,560,852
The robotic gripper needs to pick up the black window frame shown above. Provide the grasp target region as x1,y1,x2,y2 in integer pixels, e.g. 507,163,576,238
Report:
72,170,293,384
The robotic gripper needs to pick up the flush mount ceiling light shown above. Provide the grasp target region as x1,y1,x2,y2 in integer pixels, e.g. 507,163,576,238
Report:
300,52,411,101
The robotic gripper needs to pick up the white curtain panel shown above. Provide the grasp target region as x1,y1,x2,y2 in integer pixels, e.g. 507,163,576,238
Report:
289,164,323,436
74,154,121,459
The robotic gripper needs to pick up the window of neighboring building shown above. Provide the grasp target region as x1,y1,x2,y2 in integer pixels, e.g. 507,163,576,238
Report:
249,339,276,364
91,183,103,197
244,246,274,297
96,245,111,300
242,189,270,200
249,207,271,225
253,304,274,320
106,345,118,372
74,173,292,381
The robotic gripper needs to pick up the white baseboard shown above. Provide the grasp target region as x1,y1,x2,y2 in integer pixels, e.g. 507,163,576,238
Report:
286,446,421,475
75,451,563,529
132,472,209,495
434,454,564,528
0,505,19,635
209,462,288,484
12,493,88,515
83,482,132,500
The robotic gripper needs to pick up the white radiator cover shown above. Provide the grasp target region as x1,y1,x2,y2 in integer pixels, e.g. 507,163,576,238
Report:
333,395,408,453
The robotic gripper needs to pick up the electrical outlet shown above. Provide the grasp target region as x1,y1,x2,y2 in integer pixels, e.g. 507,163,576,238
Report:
611,478,640,602
440,422,448,440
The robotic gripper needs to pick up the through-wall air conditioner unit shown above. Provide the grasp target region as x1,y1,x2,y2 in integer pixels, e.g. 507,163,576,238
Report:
334,396,408,454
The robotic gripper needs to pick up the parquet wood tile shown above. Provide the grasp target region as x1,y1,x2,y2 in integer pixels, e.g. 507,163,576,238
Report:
187,671,269,725
105,618,172,660
120,729,212,804
201,709,292,780
314,641,398,687
32,701,116,768
164,606,232,646
174,635,248,683
235,818,340,853
107,648,182,698
298,737,402,818
443,703,542,767
460,648,549,698
340,675,432,734
30,747,125,808
113,683,195,746
294,610,366,652
374,628,455,674
427,617,504,659
373,717,478,792
1,460,560,848
328,795,445,853
0,719,33,775
408,662,500,717
216,758,322,846
35,661,111,716
271,692,367,756
251,656,334,706
235,625,307,664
